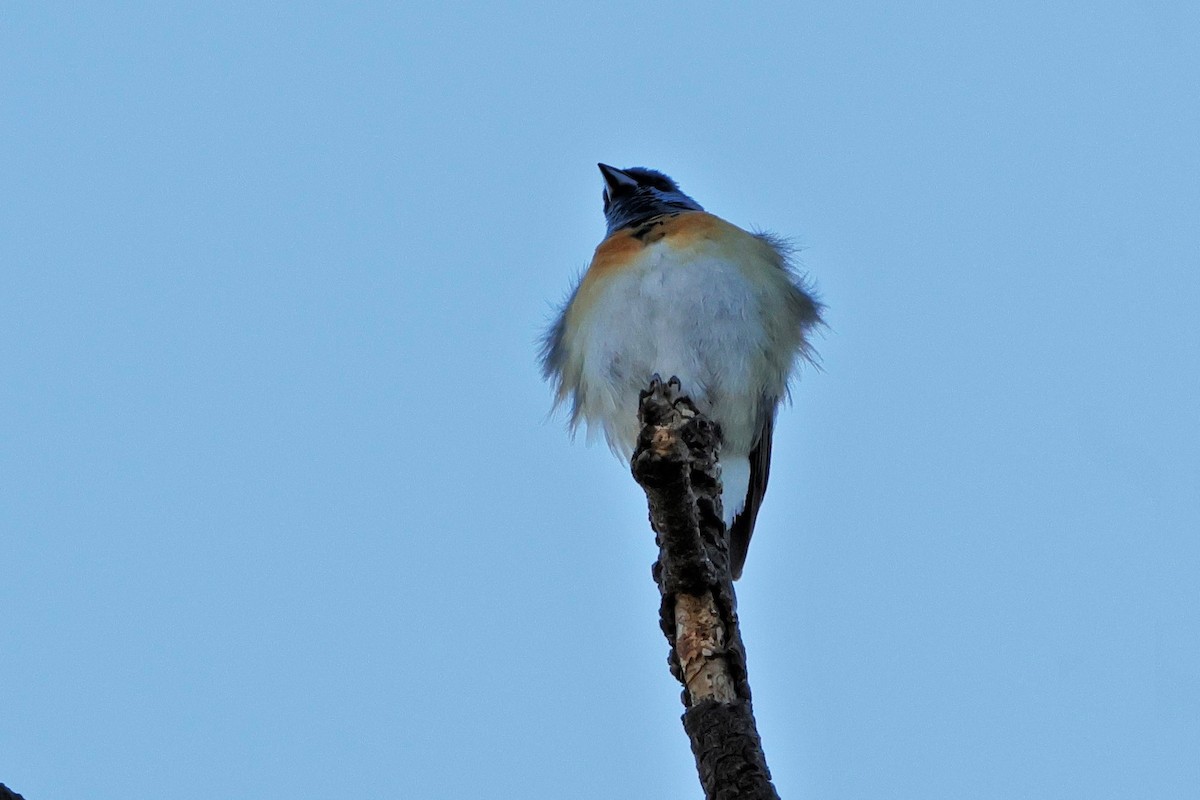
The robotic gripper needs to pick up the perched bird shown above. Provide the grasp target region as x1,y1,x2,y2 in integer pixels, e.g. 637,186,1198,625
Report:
541,164,822,579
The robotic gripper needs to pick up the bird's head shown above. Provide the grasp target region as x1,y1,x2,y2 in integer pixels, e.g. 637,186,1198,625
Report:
598,164,703,235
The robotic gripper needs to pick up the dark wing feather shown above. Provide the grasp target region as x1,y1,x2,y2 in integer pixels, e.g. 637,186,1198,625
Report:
729,412,774,580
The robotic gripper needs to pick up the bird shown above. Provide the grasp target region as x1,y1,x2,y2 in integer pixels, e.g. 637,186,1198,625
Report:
541,164,822,579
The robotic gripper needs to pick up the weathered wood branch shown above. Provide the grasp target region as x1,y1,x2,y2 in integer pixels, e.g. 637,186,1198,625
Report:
631,376,781,800
0,784,27,800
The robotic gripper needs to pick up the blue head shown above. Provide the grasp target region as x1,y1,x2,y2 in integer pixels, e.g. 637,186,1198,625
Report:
598,164,703,236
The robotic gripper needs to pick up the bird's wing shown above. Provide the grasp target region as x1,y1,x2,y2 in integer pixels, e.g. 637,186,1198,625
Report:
729,410,774,580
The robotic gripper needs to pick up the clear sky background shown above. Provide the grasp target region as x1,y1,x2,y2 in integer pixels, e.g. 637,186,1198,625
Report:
2,3,1198,798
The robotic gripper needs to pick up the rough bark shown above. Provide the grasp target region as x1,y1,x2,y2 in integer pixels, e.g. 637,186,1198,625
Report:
631,376,781,800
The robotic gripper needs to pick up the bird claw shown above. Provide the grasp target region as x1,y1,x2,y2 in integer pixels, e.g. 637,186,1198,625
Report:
640,373,664,402
638,374,698,421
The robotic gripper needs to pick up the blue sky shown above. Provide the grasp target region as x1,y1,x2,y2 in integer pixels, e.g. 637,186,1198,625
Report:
2,3,1198,798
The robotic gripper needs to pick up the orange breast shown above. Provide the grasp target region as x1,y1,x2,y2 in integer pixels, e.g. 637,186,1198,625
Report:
588,211,726,275
566,211,776,332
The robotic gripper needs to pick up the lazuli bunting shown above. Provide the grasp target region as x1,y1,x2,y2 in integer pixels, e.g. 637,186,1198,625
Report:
542,164,822,579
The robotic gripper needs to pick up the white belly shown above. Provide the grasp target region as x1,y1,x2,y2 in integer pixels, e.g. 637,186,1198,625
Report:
573,249,771,461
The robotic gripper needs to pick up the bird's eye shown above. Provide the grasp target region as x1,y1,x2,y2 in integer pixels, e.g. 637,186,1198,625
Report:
602,189,611,212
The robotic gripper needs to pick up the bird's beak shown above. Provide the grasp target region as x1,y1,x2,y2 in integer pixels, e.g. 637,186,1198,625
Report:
598,163,639,194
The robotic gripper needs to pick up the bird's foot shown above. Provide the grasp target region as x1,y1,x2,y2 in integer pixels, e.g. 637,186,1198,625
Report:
638,374,698,426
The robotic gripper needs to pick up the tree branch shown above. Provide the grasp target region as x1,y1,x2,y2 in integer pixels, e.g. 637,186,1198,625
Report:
631,376,781,800
0,784,27,800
